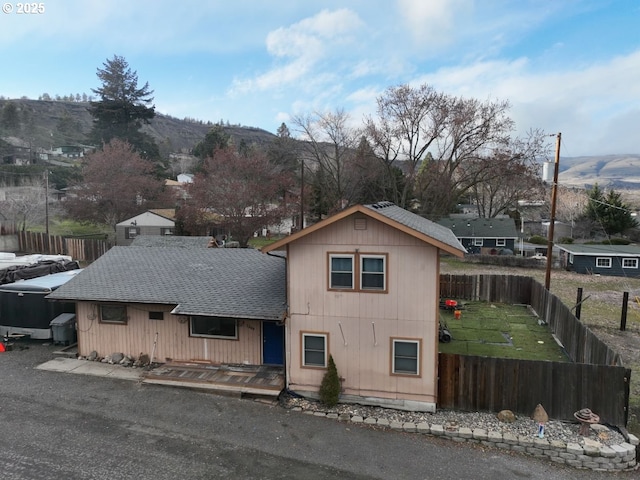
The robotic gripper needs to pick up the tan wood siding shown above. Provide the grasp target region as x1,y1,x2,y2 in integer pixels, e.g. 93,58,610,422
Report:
76,303,262,364
286,214,440,404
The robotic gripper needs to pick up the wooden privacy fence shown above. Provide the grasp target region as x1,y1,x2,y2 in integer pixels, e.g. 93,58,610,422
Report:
18,231,111,263
438,354,630,425
438,274,631,426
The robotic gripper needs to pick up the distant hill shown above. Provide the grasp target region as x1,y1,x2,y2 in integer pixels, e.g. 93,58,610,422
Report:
557,154,640,189
0,98,276,156
3,99,640,190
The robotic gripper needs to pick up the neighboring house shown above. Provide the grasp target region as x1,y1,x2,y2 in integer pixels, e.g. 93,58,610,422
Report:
1,136,33,165
262,201,465,411
557,243,640,277
437,217,520,254
115,209,176,246
46,246,287,366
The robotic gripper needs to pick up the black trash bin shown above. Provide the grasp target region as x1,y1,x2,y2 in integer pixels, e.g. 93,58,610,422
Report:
50,313,76,346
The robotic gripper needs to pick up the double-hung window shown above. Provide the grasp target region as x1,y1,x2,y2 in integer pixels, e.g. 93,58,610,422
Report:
596,257,611,268
391,338,420,376
623,258,638,269
329,254,354,289
302,332,327,368
361,255,386,290
496,238,506,247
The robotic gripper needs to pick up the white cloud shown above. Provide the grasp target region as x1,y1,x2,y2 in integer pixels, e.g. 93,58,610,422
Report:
396,0,473,47
413,49,640,155
231,8,363,94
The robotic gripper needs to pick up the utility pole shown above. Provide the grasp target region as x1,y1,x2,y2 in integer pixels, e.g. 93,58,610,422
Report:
299,159,305,231
44,169,49,235
544,132,561,290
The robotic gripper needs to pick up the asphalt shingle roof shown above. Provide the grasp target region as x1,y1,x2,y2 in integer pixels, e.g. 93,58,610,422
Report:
364,202,465,252
556,244,640,256
437,217,519,239
47,246,287,320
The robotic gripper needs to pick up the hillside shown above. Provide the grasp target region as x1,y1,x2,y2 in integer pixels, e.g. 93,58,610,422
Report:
3,99,640,190
0,98,276,155
558,154,640,189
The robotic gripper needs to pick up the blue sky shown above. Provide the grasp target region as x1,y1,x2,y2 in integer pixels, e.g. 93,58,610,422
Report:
1,0,639,156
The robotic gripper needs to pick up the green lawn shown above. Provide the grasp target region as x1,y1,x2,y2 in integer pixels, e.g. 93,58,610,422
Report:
438,301,569,362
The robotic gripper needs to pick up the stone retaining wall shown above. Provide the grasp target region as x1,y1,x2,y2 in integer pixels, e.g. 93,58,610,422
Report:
291,408,639,472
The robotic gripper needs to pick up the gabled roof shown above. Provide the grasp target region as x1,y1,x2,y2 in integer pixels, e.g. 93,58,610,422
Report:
116,210,175,227
47,246,287,320
262,202,466,256
437,217,519,239
556,244,640,257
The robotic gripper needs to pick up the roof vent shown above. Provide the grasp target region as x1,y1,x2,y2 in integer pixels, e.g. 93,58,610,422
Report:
370,201,395,210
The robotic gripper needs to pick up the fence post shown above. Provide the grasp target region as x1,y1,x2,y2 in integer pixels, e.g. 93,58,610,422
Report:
620,291,629,331
575,287,583,319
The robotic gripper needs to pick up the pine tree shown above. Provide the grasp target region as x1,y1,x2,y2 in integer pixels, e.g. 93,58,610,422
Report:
319,355,341,407
88,55,159,159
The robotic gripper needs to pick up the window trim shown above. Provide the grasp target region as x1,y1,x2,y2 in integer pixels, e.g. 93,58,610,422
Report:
390,337,421,377
301,331,328,369
596,257,612,268
496,238,506,247
473,238,483,247
360,254,387,292
99,304,127,325
189,316,238,340
622,258,638,269
327,252,388,293
328,253,355,290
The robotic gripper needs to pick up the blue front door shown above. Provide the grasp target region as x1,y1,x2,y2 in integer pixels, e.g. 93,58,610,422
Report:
262,321,284,365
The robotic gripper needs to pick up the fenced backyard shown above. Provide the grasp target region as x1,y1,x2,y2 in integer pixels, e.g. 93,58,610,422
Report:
17,231,111,263
438,274,631,426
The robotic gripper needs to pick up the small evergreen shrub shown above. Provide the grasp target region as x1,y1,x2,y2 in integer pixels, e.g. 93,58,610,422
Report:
607,237,631,245
319,355,340,407
528,235,548,245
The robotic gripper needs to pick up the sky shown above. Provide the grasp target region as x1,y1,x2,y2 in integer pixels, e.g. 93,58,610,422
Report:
1,0,639,157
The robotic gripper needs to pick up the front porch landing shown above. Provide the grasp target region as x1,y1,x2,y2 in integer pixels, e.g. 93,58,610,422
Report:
142,362,285,397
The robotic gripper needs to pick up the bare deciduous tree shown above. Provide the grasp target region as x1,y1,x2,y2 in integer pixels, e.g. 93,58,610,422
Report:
186,147,294,247
64,139,168,227
292,109,363,216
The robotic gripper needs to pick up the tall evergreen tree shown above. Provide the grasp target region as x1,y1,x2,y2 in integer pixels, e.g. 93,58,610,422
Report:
585,183,637,236
88,55,159,159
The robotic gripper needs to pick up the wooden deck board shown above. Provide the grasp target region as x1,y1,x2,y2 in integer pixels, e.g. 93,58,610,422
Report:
142,362,285,396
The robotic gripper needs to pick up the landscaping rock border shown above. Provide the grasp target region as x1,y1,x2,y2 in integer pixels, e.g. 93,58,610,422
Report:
284,403,638,472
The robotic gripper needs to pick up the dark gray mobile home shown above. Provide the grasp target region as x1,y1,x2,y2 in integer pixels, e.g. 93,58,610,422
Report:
0,270,81,339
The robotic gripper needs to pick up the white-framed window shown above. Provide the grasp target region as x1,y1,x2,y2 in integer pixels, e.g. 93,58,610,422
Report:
569,253,574,264
496,238,506,247
99,304,127,325
302,332,327,368
329,254,354,289
161,228,174,236
360,255,386,291
190,316,238,339
596,257,612,268
391,338,420,376
623,258,638,269
473,238,483,247
125,227,140,239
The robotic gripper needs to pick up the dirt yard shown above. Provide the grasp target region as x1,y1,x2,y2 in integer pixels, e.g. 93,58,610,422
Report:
440,258,640,434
